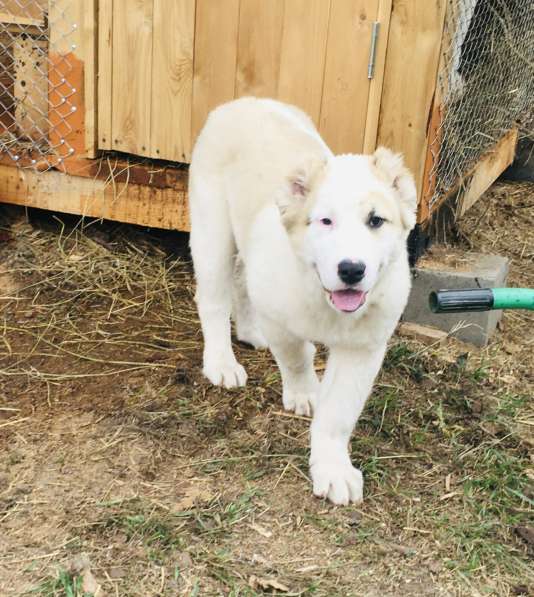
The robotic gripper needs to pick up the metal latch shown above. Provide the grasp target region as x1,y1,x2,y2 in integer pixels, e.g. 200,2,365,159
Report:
368,21,380,79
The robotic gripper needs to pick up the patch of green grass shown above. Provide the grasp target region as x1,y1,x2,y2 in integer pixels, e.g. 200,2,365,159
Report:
361,455,391,484
28,569,92,597
468,361,490,383
383,342,415,369
98,501,184,563
125,513,184,562
192,488,260,537
364,389,400,437
439,445,531,579
463,448,528,514
383,342,429,383
195,549,260,595
492,393,527,419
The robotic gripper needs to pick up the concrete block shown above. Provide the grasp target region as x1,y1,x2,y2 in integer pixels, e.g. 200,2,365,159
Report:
403,249,509,347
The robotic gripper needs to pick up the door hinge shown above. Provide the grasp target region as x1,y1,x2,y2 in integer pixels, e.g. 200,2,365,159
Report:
368,21,380,79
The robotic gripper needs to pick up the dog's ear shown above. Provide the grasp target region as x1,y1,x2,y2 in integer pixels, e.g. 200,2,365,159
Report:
278,157,326,217
288,169,310,199
373,147,417,231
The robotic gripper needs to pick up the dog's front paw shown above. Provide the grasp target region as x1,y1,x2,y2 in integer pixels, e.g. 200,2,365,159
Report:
311,459,363,505
282,390,316,417
203,355,247,389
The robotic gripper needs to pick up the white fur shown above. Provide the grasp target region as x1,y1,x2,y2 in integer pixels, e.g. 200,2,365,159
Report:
189,98,416,504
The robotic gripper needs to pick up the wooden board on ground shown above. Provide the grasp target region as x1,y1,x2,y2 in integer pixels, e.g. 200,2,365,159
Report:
397,322,448,346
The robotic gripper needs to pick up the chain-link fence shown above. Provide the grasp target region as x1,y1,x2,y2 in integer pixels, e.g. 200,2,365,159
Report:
427,0,534,211
0,0,78,169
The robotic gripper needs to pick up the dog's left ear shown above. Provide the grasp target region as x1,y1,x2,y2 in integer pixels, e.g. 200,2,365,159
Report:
373,147,417,231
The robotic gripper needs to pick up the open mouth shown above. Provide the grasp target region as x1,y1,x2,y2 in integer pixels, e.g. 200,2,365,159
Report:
328,289,367,312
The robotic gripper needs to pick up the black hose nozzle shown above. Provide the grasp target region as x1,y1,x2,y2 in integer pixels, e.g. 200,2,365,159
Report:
429,288,494,313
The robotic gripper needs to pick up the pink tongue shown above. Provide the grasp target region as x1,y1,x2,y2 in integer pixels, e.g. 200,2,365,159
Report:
330,289,366,312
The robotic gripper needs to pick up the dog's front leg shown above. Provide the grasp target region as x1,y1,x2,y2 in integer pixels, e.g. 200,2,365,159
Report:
310,345,386,505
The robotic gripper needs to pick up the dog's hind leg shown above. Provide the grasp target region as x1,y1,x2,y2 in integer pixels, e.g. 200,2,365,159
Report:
232,259,268,350
260,319,319,416
189,175,247,389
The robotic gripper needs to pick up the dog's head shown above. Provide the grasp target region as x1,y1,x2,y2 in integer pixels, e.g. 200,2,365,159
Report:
279,147,416,314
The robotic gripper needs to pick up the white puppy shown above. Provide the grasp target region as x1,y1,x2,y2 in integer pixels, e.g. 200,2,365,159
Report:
189,98,416,505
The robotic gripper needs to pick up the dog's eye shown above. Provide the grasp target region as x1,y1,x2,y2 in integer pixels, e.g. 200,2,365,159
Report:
367,213,385,229
319,218,333,227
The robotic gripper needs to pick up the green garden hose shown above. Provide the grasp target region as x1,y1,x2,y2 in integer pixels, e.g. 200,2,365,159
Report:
429,288,534,313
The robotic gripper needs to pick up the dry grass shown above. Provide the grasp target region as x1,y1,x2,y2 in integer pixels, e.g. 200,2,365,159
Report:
0,181,533,596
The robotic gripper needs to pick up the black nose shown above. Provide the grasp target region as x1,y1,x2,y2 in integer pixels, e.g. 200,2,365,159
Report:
338,260,366,285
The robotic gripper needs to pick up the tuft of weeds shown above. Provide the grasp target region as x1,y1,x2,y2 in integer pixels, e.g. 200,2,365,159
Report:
97,501,185,564
28,569,92,597
191,488,260,537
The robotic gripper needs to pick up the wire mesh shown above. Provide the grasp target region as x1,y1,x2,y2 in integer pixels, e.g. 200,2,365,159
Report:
0,0,78,169
428,0,534,211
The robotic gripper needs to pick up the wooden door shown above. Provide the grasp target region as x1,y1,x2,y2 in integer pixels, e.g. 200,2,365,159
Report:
99,0,392,162
192,0,392,155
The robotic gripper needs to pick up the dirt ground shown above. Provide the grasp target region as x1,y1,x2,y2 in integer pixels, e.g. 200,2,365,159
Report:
0,181,532,597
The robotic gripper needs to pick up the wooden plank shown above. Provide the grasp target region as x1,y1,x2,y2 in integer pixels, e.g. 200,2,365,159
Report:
0,0,47,26
0,13,43,27
0,152,188,191
377,0,447,200
319,0,379,154
13,38,48,141
235,0,285,98
397,322,448,346
82,0,97,158
277,0,331,125
191,0,240,143
0,164,190,231
111,0,153,157
363,0,392,154
151,0,195,162
3,23,42,35
458,129,518,216
97,0,113,150
420,128,519,220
